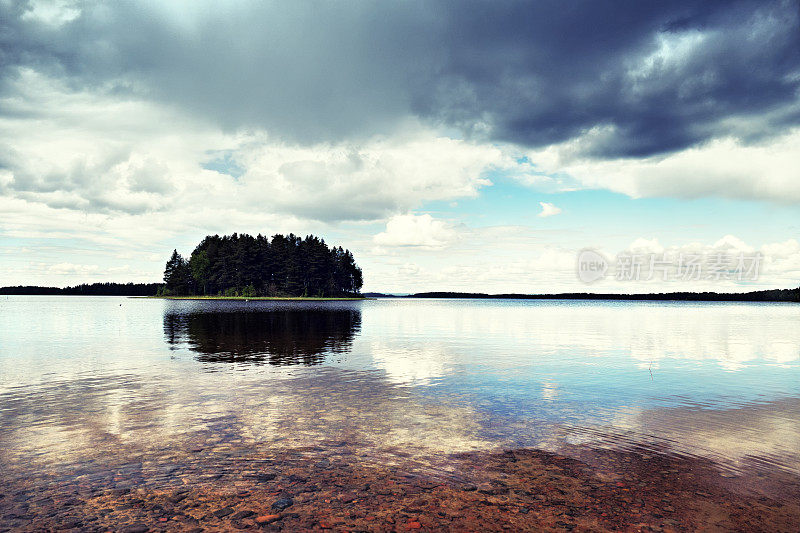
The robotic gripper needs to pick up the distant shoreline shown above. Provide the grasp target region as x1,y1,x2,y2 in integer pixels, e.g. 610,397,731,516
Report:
144,296,367,301
0,283,364,299
2,285,797,302
364,287,800,303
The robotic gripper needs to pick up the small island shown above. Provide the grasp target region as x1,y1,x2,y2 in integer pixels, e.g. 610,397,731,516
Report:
159,233,363,299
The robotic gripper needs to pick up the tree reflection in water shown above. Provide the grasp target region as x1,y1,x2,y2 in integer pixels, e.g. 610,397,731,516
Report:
163,308,361,365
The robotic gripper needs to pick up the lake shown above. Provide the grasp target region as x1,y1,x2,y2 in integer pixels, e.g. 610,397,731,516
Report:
1,296,799,529
2,296,798,474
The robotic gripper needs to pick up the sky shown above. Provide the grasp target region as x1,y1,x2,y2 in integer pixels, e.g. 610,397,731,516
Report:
0,0,799,293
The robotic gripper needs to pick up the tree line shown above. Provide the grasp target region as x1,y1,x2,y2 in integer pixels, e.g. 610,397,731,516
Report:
402,288,800,302
0,282,162,296
162,233,363,297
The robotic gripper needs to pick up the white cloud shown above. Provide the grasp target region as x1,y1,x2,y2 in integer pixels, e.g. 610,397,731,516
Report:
627,237,664,254
537,202,562,218
526,128,800,204
21,0,81,27
374,214,459,248
622,235,758,258
234,129,504,222
712,235,754,254
605,234,800,291
398,263,421,275
0,68,232,216
0,69,511,225
362,228,800,294
761,238,800,259
47,262,99,275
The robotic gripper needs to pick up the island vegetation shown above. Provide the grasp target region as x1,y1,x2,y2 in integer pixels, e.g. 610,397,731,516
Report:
160,233,363,298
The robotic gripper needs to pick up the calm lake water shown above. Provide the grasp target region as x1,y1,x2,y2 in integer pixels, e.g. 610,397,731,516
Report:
1,296,799,485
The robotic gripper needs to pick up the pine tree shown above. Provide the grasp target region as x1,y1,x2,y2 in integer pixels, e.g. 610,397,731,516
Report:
164,250,192,295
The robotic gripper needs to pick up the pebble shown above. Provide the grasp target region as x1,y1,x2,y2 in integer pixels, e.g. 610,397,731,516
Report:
213,506,234,518
477,483,506,495
120,524,149,533
255,514,281,524
271,497,294,511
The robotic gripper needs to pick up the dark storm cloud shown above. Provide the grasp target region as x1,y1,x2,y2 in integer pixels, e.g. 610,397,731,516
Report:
416,0,800,156
1,0,799,157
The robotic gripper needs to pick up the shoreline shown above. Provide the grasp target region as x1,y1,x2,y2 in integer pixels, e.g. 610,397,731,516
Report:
367,288,800,303
2,445,798,532
3,286,798,303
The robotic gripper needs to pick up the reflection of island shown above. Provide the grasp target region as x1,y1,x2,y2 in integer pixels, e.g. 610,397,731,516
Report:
163,309,361,365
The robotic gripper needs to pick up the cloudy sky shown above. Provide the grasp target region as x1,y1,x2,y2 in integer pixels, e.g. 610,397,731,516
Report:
1,0,799,293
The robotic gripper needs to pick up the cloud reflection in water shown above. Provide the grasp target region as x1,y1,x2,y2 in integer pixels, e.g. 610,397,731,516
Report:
0,297,799,486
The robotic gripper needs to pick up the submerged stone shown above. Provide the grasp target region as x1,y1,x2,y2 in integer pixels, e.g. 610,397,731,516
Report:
271,497,294,511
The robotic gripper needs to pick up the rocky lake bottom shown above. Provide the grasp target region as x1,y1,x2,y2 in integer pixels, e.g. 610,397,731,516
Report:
2,442,800,532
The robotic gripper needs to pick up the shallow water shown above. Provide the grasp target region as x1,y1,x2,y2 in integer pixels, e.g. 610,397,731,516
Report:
1,296,798,484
